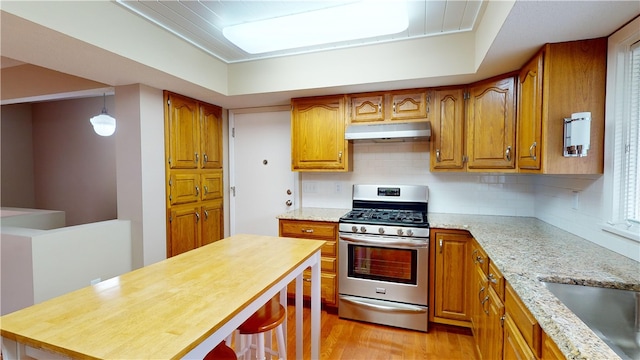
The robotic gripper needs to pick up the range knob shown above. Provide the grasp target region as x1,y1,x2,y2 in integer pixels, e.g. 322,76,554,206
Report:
397,229,404,236
406,229,414,236
360,226,367,233
352,226,358,233
378,227,385,234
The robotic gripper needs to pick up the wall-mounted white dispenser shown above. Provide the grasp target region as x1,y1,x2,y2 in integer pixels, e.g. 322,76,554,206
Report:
563,112,591,157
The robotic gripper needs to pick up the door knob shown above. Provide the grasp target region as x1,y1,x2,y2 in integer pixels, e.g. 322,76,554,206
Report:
286,189,292,195
286,200,293,206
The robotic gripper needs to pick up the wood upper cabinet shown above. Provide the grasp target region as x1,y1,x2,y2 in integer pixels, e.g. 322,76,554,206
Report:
291,95,352,172
430,229,472,327
165,91,224,258
388,89,428,121
466,75,517,171
517,51,544,170
167,93,200,169
350,93,385,123
200,103,223,169
349,89,428,123
430,87,465,171
517,38,607,174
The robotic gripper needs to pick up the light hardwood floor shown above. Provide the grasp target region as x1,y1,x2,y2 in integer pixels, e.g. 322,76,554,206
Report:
281,305,478,360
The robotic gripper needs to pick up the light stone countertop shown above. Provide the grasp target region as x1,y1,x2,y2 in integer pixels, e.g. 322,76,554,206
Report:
277,208,640,360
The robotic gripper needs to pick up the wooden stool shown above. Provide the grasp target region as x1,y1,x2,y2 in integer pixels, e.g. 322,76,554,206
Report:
204,340,237,360
236,298,286,360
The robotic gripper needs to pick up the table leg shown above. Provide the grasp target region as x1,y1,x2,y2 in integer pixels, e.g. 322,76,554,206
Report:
295,272,303,359
310,252,321,360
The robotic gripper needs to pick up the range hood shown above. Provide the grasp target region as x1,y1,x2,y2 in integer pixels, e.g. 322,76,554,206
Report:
344,121,431,142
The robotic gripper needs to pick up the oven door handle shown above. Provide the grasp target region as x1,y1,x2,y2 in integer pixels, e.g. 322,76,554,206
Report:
340,295,428,314
339,234,428,248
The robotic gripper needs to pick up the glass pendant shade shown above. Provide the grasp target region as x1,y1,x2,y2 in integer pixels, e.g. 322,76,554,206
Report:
90,94,116,136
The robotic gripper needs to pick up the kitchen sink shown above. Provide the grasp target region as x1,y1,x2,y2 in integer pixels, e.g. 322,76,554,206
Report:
542,281,640,360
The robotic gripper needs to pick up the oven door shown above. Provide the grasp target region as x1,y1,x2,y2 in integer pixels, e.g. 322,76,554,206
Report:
338,232,429,306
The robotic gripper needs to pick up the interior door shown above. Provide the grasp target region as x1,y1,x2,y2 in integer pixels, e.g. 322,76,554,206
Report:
229,108,298,236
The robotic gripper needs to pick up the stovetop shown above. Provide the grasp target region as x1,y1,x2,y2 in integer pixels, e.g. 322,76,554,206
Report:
340,208,429,228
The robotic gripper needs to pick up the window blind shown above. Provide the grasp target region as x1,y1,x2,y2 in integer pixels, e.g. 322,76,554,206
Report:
623,41,640,224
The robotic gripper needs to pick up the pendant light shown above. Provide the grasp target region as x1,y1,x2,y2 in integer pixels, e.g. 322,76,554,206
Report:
90,93,116,136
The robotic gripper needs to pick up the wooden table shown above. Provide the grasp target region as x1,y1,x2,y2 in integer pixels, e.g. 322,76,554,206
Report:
1,234,324,359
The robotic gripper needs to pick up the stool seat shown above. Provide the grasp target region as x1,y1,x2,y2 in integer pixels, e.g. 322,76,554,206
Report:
236,297,287,359
204,340,237,360
238,298,286,334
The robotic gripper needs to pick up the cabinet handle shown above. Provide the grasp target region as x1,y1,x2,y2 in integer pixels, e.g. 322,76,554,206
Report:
195,186,200,196
505,146,512,162
439,238,443,253
488,273,498,284
195,211,200,223
378,103,382,113
303,277,312,282
338,151,343,163
529,142,537,160
471,249,478,262
476,255,484,264
393,102,396,114
478,286,485,301
204,209,209,220
436,149,441,163
203,185,209,195
195,152,199,164
482,295,490,315
203,153,209,164
302,229,314,233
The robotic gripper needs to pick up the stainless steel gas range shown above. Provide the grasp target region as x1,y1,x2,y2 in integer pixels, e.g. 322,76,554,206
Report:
338,184,429,332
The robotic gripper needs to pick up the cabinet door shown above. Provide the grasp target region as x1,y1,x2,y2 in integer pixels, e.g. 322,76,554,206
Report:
433,231,471,324
201,170,223,201
466,76,516,170
291,95,349,171
169,173,200,205
167,93,200,169
388,90,428,120
168,206,200,257
350,93,385,123
485,287,505,360
200,103,223,169
431,88,465,170
504,313,536,360
517,52,544,171
201,200,223,246
471,265,487,358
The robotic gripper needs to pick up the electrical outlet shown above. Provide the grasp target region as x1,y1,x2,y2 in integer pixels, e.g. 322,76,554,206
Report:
572,191,580,210
335,183,342,193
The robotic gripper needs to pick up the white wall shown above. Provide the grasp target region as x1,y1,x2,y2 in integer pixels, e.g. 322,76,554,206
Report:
1,103,35,208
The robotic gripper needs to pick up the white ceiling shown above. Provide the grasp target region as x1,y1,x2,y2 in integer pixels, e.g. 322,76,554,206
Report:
116,0,485,63
1,1,639,109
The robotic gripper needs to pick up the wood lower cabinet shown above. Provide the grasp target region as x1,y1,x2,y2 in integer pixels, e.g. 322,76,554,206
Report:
470,239,505,360
541,331,565,360
429,229,472,327
517,38,606,174
165,91,224,258
278,219,339,307
291,95,352,172
504,282,542,359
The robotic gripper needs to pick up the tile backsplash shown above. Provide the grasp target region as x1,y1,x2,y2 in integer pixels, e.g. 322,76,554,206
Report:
300,142,535,216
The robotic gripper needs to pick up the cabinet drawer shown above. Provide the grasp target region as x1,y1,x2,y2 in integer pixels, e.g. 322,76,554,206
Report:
505,283,541,357
279,220,337,240
287,271,337,306
488,261,505,300
321,257,336,273
504,312,536,360
471,240,489,275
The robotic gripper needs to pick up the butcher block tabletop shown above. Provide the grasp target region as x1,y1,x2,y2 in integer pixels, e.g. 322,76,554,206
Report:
0,234,324,359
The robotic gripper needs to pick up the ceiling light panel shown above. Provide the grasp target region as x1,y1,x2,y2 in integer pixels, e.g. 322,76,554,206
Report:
116,0,484,63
